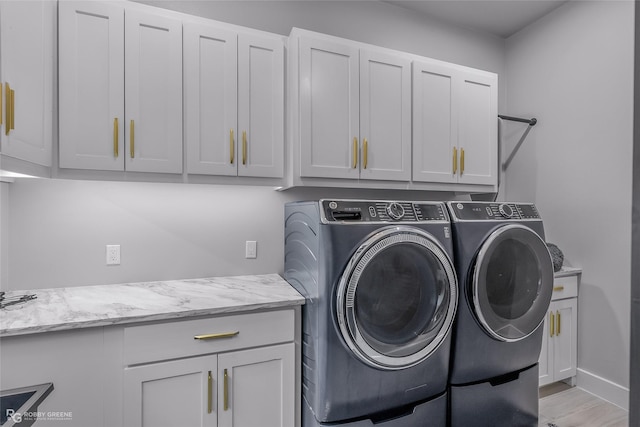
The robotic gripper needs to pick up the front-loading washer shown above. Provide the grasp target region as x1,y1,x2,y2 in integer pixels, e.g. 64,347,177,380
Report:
284,200,458,426
445,201,554,427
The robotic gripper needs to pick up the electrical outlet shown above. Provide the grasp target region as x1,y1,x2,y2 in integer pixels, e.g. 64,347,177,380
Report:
245,241,257,259
106,245,120,265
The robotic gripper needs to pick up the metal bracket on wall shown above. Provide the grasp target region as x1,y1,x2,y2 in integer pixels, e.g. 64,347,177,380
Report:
499,114,538,171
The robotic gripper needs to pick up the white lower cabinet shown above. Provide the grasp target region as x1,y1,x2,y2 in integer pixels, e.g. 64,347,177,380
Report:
0,329,108,427
539,270,580,387
122,310,296,427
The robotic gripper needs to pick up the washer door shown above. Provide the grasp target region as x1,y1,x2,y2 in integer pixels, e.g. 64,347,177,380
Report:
336,226,457,370
473,224,554,342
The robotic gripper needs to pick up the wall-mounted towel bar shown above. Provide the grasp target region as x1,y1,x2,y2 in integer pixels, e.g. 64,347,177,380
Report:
499,115,538,171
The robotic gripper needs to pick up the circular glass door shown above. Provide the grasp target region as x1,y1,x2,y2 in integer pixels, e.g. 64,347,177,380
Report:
336,226,457,370
472,224,554,342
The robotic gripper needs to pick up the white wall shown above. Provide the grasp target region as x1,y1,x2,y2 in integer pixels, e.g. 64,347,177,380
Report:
2,178,461,290
505,0,634,408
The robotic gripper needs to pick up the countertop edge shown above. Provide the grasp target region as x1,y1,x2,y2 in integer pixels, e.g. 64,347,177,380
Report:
0,299,304,338
0,274,305,338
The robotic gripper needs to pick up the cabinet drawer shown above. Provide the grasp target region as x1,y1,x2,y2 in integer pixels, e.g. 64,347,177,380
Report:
551,275,578,300
123,309,294,365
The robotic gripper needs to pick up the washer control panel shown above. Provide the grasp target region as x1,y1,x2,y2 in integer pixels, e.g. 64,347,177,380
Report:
321,200,449,223
448,202,541,221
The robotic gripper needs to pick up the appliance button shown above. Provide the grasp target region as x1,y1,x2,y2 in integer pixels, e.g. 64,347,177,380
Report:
369,206,377,217
386,202,405,220
499,204,514,218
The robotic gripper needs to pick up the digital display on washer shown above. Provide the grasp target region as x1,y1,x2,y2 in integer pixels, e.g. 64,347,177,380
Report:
414,204,448,221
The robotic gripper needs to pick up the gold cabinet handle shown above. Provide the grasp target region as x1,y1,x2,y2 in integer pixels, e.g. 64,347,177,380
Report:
230,129,235,164
5,83,11,135
207,370,213,414
550,311,555,337
452,147,458,174
460,148,465,175
363,138,368,169
130,120,135,158
114,118,119,158
556,311,561,336
223,368,229,411
193,331,240,340
352,137,358,168
553,286,564,292
242,131,247,165
8,88,15,132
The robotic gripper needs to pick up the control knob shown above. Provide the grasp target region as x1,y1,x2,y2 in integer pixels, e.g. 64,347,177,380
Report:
498,204,514,218
386,202,405,220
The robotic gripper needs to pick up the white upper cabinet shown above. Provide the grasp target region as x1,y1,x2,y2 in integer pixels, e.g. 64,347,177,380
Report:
184,23,237,176
0,0,54,167
298,36,360,180
457,69,498,186
359,49,411,182
412,60,458,183
125,8,183,173
59,1,183,173
237,33,284,178
296,34,411,182
59,1,124,171
185,21,284,178
413,59,497,186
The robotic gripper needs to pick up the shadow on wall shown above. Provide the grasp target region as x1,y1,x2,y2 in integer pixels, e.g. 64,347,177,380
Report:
577,281,629,388
500,118,539,202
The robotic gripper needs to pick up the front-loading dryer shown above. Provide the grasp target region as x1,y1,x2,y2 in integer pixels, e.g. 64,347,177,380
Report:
446,201,554,427
284,200,458,427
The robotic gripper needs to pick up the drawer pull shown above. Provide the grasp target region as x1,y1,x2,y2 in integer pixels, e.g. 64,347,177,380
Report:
553,286,565,292
194,331,240,340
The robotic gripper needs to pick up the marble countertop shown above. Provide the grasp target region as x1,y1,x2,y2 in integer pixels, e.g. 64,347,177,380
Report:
0,274,304,337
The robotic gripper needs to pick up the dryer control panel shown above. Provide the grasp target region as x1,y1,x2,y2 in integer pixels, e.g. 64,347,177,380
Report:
320,200,449,223
447,202,541,221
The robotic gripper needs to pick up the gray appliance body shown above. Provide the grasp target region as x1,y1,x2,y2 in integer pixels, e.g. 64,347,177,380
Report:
446,201,554,385
449,364,540,427
284,200,458,425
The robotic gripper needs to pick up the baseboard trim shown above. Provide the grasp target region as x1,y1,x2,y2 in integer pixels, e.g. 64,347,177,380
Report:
576,368,629,411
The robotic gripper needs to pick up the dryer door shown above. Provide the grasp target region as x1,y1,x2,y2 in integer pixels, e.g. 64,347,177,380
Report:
336,226,457,370
472,224,554,342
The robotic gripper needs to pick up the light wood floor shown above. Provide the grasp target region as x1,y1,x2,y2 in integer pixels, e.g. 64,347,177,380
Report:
539,384,629,427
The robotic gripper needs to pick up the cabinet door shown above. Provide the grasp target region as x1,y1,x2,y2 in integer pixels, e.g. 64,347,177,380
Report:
553,298,577,381
457,69,497,186
412,60,459,183
538,310,553,386
360,49,411,182
0,0,53,166
184,22,237,176
237,33,284,178
298,37,359,179
217,343,295,427
124,355,217,427
59,1,125,171
125,8,183,173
